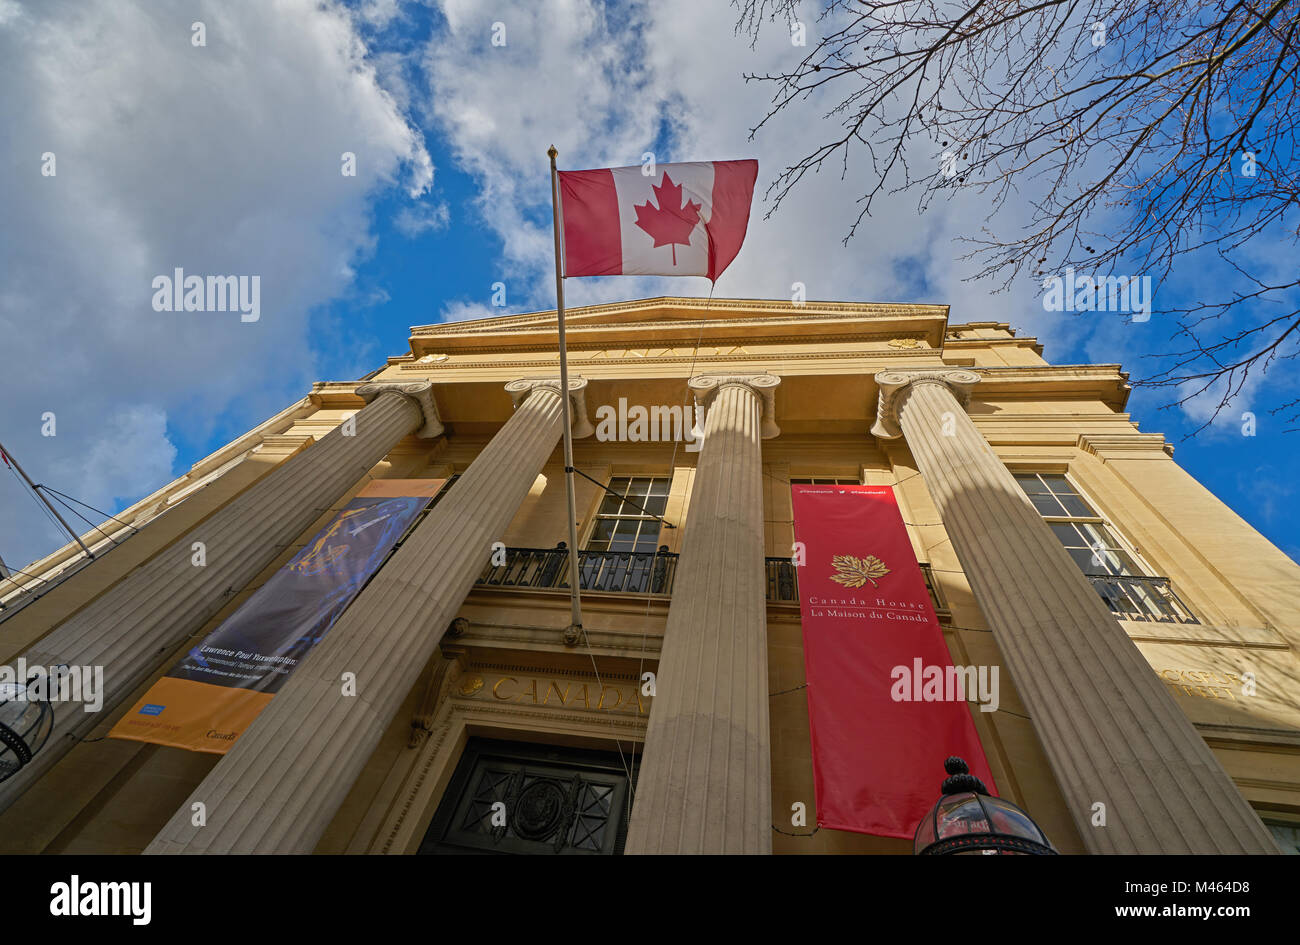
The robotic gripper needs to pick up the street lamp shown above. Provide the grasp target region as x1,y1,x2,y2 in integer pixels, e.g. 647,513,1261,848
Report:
914,756,1057,855
0,677,53,784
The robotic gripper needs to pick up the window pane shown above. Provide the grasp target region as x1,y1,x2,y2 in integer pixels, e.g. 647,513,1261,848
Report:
611,519,638,544
1030,493,1065,516
643,493,668,516
1040,474,1072,494
648,478,671,496
598,492,622,514
590,520,614,543
1105,548,1138,576
1085,545,1123,574
1015,474,1048,494
1057,493,1094,517
1050,522,1082,547
1068,548,1099,573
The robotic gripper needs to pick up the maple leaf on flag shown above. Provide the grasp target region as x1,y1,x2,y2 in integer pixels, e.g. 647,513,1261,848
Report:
633,172,702,266
828,554,891,589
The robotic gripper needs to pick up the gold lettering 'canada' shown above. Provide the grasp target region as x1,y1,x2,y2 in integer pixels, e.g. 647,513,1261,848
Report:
829,554,890,589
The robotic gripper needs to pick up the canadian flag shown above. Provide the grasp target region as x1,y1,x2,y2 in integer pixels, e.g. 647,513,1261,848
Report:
558,159,758,281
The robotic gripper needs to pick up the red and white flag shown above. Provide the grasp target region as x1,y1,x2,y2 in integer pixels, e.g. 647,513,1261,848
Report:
558,159,758,281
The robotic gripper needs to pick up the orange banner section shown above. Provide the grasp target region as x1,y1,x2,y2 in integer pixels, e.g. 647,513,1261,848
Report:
110,678,273,754
357,479,445,497
109,479,442,754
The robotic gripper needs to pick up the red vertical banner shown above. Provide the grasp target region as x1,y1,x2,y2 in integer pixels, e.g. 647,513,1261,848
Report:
791,484,997,838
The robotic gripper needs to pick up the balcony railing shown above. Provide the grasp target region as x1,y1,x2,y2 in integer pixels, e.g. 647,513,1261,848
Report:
476,547,797,599
765,558,798,602
477,547,678,595
474,548,1196,625
476,548,947,611
1087,573,1199,624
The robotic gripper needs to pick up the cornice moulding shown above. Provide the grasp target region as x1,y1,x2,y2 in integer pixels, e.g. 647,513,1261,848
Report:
410,296,950,335
1077,432,1174,459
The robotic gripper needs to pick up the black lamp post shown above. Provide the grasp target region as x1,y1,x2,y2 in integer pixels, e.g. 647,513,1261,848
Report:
914,756,1058,855
0,676,54,784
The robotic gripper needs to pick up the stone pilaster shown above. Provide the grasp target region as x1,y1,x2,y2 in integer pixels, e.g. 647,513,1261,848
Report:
872,368,1278,854
0,383,441,814
144,379,573,853
626,374,779,854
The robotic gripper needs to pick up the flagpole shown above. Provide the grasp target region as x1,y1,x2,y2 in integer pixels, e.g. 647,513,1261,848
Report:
548,145,584,644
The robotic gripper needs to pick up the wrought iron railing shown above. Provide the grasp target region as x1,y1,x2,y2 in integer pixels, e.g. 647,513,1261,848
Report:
765,558,799,602
477,547,678,595
476,548,959,611
1087,573,1199,624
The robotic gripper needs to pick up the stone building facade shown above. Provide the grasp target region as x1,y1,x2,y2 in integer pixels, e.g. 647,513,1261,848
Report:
1,297,1297,854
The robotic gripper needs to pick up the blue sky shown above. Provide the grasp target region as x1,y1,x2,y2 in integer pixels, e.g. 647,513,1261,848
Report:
2,0,1297,575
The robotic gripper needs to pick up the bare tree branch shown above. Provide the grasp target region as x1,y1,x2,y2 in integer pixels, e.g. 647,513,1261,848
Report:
736,0,1300,427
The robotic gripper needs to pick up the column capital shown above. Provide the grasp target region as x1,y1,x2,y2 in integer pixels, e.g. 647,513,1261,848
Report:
688,374,781,439
504,377,594,438
356,380,444,439
870,368,979,440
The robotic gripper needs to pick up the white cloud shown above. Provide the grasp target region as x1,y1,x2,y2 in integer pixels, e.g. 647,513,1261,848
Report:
1177,370,1265,434
420,0,1091,358
395,201,451,236
0,0,431,568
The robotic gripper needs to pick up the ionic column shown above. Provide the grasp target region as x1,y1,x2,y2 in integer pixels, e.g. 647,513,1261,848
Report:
872,369,1278,854
0,381,442,814
145,378,586,854
626,374,779,854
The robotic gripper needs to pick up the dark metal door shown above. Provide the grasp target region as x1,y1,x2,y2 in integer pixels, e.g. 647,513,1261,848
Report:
418,739,636,855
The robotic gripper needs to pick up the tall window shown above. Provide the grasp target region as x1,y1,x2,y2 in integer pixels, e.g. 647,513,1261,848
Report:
583,477,671,593
586,477,670,553
1014,472,1141,576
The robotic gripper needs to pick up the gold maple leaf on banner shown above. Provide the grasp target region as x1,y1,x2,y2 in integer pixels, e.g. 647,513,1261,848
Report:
828,554,890,589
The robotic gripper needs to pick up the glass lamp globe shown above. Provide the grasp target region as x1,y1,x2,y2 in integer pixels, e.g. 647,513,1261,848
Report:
0,680,54,783
914,757,1057,855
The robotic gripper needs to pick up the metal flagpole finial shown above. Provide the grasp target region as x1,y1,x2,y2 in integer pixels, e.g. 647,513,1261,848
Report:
548,145,558,160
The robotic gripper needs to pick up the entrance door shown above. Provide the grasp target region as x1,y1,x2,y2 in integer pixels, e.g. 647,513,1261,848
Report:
418,739,636,855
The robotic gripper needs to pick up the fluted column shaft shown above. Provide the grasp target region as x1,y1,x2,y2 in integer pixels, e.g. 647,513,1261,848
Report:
0,385,434,814
883,371,1277,854
145,381,569,853
626,375,777,854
